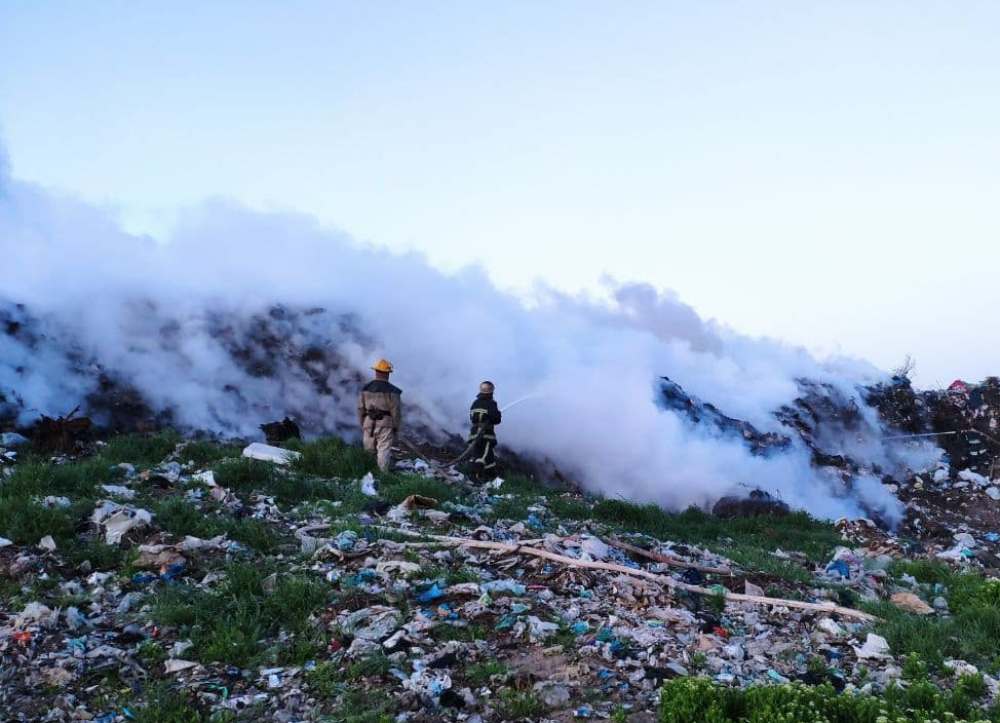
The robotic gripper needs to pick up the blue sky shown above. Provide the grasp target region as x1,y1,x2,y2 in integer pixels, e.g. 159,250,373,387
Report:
1,1,998,386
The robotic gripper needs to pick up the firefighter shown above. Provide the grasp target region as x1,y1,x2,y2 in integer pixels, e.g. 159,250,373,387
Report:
357,359,402,472
468,381,501,481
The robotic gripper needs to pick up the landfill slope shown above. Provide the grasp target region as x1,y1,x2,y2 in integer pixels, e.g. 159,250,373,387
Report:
3,428,1000,722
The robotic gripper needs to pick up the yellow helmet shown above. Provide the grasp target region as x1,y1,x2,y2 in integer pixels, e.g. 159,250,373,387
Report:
372,358,394,373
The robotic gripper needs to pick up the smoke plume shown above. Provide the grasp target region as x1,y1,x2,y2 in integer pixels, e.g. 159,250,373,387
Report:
0,146,932,523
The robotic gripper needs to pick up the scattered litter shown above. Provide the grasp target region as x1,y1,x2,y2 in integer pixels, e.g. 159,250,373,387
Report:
0,431,29,446
164,659,200,674
890,592,934,615
38,535,57,552
360,472,378,496
854,633,892,660
241,442,301,465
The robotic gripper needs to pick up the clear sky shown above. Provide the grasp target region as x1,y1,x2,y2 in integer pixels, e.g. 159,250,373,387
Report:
1,1,998,387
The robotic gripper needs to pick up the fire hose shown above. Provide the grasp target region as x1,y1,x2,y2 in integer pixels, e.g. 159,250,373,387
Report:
398,394,540,468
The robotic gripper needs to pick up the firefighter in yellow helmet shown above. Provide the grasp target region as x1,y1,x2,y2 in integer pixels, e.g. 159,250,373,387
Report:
357,359,402,471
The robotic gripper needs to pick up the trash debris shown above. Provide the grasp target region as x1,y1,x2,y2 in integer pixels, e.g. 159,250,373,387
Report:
38,535,57,552
890,591,934,615
386,494,439,522
0,431,29,447
854,633,892,660
360,472,378,496
91,501,153,544
28,408,93,453
259,416,301,444
2,415,1000,721
164,659,200,674
241,442,301,465
712,489,790,518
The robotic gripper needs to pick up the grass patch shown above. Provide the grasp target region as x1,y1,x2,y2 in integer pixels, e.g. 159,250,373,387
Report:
378,474,461,506
548,496,592,520
150,563,329,667
432,622,488,643
213,457,362,507
489,496,532,521
498,689,545,719
102,431,181,466
725,547,813,585
659,675,1000,723
287,437,374,479
212,458,279,493
867,564,1000,671
178,440,243,468
63,539,132,570
497,475,557,497
325,687,396,723
465,660,508,686
151,496,285,553
131,681,219,723
153,497,227,539
0,495,79,546
866,600,1000,672
591,502,839,563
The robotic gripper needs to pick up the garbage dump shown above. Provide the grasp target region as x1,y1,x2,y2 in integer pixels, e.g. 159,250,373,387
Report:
3,407,1000,721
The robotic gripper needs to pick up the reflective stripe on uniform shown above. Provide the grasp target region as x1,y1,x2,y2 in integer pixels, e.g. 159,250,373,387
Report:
475,442,493,465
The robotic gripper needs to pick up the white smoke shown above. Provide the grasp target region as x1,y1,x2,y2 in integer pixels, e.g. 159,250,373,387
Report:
0,148,920,522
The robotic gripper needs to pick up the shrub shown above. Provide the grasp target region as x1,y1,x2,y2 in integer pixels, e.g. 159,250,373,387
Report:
659,677,1000,723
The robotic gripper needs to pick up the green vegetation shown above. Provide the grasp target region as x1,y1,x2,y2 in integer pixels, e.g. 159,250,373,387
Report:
865,563,1000,671
305,652,393,698
465,660,509,685
151,496,285,553
129,681,238,723
432,622,489,643
590,501,840,563
659,675,1000,723
149,562,329,667
498,689,545,719
378,473,460,505
324,688,396,723
494,478,839,583
177,439,242,468
101,431,181,466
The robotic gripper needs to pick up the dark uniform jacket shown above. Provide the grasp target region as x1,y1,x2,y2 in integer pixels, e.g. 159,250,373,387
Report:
469,393,501,441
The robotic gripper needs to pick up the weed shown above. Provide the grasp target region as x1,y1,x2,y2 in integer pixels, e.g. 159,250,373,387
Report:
498,689,545,719
659,676,1000,723
465,660,508,685
432,622,488,643
548,496,592,520
132,682,205,723
326,687,396,723
212,458,278,494
378,474,460,506
179,440,242,468
149,563,328,667
286,437,374,479
806,655,829,679
489,496,532,521
103,431,181,466
137,640,168,668
223,517,284,554
705,588,727,616
866,569,1000,670
63,539,131,570
590,502,839,563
